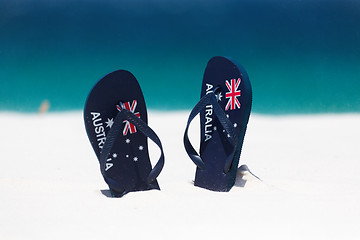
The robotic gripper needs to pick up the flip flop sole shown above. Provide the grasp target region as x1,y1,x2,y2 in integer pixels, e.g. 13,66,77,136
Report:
84,70,160,197
195,56,252,191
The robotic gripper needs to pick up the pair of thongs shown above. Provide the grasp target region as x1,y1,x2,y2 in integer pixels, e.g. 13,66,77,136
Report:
84,56,252,197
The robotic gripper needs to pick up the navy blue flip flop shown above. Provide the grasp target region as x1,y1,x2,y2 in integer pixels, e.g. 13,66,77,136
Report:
184,56,252,191
84,70,164,197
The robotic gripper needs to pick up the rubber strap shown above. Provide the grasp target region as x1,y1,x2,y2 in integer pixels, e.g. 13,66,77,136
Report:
99,108,165,191
183,91,238,173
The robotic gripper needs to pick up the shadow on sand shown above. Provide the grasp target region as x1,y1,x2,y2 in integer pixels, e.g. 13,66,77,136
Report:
234,164,262,188
100,189,113,198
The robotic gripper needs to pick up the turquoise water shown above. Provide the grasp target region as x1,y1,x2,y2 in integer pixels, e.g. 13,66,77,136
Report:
1,0,360,113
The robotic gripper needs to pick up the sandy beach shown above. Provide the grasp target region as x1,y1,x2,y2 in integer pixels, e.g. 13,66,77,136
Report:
1,111,359,239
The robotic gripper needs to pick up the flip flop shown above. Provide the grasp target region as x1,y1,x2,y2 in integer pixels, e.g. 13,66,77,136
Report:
184,56,252,191
84,70,164,197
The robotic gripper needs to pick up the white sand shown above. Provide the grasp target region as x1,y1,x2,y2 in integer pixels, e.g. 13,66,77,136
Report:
1,111,359,239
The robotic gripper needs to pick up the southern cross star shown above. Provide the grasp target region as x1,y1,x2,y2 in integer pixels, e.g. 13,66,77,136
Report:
215,92,223,102
105,118,114,128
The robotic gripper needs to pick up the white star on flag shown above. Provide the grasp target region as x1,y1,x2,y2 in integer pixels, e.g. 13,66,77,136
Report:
133,157,138,162
105,118,114,128
215,92,223,102
125,139,130,144
139,146,144,151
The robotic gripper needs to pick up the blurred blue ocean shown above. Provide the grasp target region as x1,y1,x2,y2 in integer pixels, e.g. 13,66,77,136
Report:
1,0,359,113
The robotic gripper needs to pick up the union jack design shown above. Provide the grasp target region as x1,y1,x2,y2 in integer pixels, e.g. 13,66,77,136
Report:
116,100,140,136
225,78,241,111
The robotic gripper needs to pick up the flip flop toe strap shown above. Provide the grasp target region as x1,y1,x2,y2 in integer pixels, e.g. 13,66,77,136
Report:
183,92,238,173
99,108,165,192
120,109,165,183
